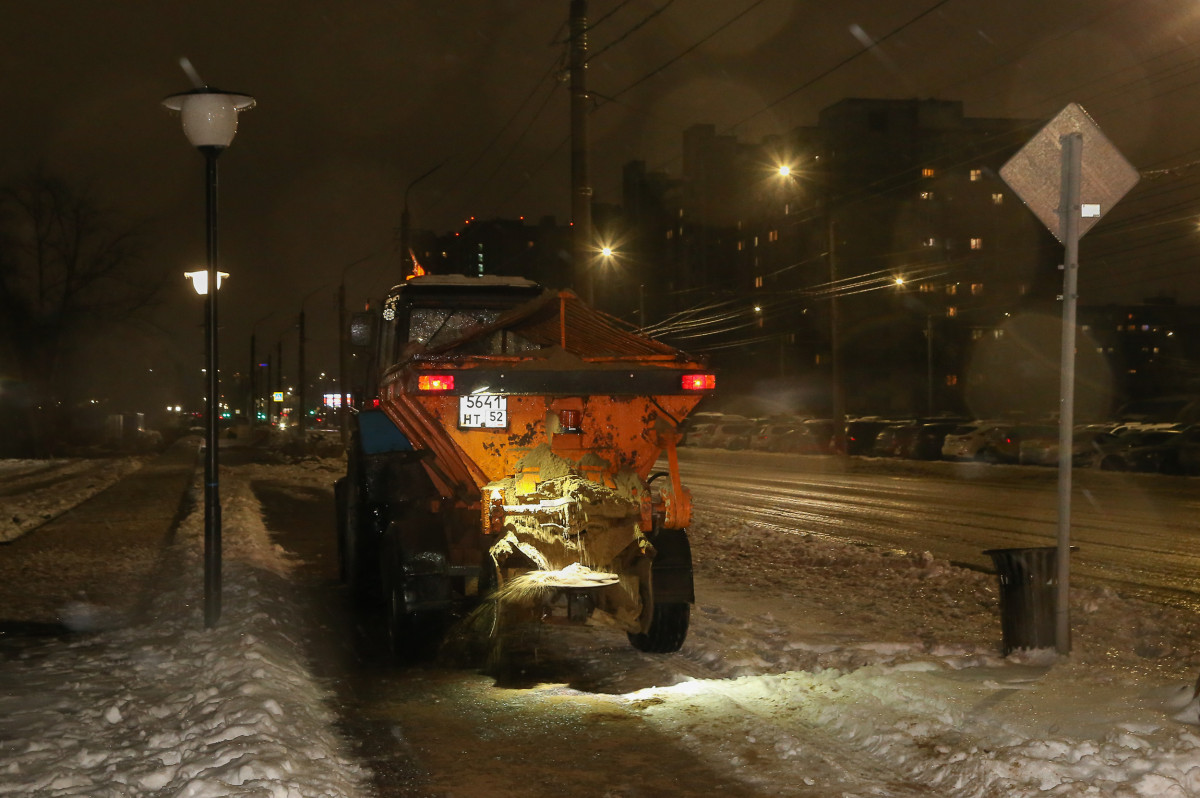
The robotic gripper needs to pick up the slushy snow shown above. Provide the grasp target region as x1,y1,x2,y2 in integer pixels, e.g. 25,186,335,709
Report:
3,454,1200,796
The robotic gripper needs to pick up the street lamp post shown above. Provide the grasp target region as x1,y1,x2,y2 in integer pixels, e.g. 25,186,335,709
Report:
163,84,254,629
337,254,377,446
399,161,447,279
297,284,329,436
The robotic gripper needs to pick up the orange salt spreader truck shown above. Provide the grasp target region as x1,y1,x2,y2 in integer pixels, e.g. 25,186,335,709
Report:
335,275,715,655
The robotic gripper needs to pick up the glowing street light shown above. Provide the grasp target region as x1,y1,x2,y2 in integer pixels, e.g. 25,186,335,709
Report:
184,270,228,295
163,76,254,629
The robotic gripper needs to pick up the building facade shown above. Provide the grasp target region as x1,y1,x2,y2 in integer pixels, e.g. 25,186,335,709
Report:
630,98,1064,417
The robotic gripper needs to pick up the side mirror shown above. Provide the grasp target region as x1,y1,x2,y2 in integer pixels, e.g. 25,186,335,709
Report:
349,311,376,347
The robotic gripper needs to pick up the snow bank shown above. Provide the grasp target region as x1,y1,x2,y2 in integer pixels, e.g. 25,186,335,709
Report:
0,468,367,798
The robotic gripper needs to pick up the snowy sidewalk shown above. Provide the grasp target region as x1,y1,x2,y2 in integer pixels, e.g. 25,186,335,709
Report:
0,455,367,797
0,439,198,631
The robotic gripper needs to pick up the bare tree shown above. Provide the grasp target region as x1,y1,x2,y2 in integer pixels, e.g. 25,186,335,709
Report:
0,170,162,456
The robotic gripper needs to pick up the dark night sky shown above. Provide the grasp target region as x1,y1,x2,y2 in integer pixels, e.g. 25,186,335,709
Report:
5,0,1200,411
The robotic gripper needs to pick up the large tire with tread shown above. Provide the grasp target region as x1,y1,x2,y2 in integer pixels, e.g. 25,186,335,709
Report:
338,469,373,600
382,539,448,661
627,601,690,653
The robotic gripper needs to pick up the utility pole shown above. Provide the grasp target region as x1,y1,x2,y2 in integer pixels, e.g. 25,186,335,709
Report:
249,332,257,432
569,0,594,303
828,218,846,456
275,340,283,426
297,308,307,435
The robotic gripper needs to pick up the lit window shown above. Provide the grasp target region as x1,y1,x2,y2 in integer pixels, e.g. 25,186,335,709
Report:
919,283,935,293
784,203,791,215
1142,324,1150,331
768,230,779,242
922,167,936,178
971,329,985,340
754,276,763,288
1081,325,1090,332
1154,347,1160,354
946,374,959,386
737,241,744,251
994,329,1005,340
666,230,674,240
920,191,934,200
946,306,957,318
753,236,759,247
678,208,684,218
992,193,1004,205
946,284,958,296
923,237,937,247
971,283,984,295
1018,283,1029,295
970,169,982,182
970,238,983,250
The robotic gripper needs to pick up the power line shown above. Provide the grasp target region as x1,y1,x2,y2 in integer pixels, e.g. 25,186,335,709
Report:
728,0,957,132
608,0,771,101
587,0,677,64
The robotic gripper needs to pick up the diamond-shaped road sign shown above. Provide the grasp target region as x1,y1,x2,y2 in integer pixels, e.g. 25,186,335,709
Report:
1000,103,1140,243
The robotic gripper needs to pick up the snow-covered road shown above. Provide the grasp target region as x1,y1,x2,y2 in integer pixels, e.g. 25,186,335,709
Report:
4,451,1200,796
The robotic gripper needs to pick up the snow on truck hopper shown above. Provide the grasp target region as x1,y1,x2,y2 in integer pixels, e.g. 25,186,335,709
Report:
336,275,715,655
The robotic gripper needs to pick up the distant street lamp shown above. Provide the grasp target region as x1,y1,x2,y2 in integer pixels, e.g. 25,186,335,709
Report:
163,83,254,629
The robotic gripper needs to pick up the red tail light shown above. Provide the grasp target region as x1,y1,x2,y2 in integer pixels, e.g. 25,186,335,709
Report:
417,374,455,392
682,373,716,391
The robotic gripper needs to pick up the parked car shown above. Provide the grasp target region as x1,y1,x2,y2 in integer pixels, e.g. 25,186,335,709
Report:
1176,425,1200,475
749,423,799,452
777,419,838,454
1018,424,1114,467
941,422,1010,461
909,421,965,460
1096,428,1186,473
706,421,758,450
682,422,718,446
872,421,917,457
976,423,1053,464
845,418,895,456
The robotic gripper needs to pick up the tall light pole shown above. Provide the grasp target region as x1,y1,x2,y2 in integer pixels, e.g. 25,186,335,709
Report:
249,311,279,433
163,83,254,629
399,161,447,278
337,254,377,446
569,0,594,303
297,284,329,436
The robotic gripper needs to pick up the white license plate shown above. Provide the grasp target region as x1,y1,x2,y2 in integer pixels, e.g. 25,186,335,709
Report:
459,394,507,428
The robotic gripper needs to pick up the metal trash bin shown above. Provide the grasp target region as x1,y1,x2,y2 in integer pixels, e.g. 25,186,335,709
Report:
982,546,1063,655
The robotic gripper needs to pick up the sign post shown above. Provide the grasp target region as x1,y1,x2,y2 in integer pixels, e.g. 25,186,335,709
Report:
1000,103,1139,655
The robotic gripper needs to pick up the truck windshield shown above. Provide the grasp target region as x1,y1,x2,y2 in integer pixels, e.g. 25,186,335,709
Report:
409,308,501,348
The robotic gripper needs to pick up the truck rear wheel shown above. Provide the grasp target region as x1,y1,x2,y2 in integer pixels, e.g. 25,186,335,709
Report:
384,575,446,661
627,602,690,653
337,472,374,601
